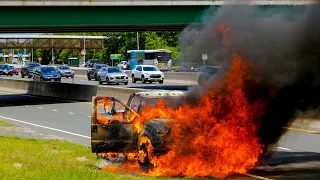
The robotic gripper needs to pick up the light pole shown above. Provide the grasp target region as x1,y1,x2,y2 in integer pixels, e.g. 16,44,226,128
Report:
136,32,139,50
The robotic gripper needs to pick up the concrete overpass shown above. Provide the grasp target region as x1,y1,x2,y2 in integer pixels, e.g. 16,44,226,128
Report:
0,0,315,33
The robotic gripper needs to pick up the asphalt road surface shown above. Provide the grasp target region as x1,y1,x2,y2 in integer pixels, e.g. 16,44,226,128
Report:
0,91,319,180
0,74,196,88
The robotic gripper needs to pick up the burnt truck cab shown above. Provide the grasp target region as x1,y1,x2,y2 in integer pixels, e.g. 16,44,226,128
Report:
91,90,185,162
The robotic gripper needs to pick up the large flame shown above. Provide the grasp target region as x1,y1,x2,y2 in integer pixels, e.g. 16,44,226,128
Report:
100,55,273,178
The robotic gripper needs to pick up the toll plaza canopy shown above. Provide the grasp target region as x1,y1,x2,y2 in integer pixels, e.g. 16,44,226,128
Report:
0,35,105,49
0,0,314,32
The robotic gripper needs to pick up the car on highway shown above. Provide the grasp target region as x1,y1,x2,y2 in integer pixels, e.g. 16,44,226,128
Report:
87,63,108,81
9,65,19,75
131,65,164,84
0,64,13,76
197,66,220,86
21,63,41,78
32,66,61,82
91,90,185,165
56,65,74,78
85,59,101,68
117,61,128,70
97,66,128,85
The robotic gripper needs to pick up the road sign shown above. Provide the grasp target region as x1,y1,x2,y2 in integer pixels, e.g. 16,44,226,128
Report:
202,53,208,67
110,54,121,60
38,57,42,61
202,53,208,61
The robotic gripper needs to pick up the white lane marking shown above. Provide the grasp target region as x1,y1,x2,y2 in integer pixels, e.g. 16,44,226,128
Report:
38,107,43,109
276,147,292,151
25,105,29,107
68,112,74,115
52,109,58,112
0,116,90,139
244,173,274,180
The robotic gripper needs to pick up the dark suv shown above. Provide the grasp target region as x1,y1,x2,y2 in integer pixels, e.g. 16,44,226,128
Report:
85,59,101,68
21,63,41,78
197,66,220,86
0,64,13,76
87,64,108,81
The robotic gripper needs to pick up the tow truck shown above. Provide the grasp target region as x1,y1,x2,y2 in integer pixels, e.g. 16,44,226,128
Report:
91,90,185,165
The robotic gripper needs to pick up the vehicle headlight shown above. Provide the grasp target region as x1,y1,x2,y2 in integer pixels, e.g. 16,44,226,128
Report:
110,76,115,79
145,73,150,75
71,70,74,74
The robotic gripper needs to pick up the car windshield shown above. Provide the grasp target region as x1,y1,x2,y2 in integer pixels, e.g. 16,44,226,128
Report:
108,68,121,73
59,66,70,70
143,66,158,71
29,63,40,68
0,65,10,70
41,67,58,73
96,65,107,70
9,66,14,69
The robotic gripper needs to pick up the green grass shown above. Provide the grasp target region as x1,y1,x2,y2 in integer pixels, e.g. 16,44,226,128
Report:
0,120,14,127
0,136,191,180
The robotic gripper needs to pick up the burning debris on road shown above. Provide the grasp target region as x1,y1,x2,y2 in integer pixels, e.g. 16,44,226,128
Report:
93,3,320,179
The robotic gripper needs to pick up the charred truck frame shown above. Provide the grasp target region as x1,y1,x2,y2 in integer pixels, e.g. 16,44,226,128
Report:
91,90,185,165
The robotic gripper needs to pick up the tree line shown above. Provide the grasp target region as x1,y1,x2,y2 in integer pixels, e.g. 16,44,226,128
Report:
31,32,180,65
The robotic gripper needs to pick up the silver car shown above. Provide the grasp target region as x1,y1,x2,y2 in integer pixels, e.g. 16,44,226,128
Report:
56,65,74,78
97,67,128,85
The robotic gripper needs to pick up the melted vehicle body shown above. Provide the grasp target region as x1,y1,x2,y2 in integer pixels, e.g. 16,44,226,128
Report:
91,91,185,156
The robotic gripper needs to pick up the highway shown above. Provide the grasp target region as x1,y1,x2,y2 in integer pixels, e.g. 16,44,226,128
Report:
0,74,196,87
0,91,319,179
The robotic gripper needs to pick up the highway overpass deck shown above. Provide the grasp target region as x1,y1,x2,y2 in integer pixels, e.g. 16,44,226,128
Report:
0,1,314,32
0,0,316,6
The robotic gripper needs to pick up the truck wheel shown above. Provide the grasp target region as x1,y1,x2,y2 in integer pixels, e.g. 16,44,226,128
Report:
159,80,163,84
21,73,24,78
138,136,154,167
87,74,91,81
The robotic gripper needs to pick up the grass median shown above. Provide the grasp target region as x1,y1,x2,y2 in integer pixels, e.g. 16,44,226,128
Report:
0,136,190,180
0,120,14,127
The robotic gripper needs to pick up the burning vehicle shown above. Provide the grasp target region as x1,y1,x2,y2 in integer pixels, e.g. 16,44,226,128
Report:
91,90,185,165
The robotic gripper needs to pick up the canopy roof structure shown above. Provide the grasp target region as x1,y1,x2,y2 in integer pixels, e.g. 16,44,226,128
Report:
0,35,105,49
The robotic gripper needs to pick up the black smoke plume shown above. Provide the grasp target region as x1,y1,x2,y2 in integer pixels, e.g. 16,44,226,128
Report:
177,3,320,152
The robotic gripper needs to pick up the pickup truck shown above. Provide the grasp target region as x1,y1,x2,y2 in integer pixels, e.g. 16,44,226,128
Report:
91,90,185,165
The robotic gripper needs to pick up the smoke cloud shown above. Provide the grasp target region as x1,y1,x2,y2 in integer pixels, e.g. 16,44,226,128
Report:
177,3,320,152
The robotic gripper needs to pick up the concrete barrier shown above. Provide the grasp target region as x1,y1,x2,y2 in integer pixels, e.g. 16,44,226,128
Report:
0,78,147,101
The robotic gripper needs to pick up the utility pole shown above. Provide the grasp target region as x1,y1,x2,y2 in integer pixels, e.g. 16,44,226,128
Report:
51,39,54,65
31,48,33,62
136,32,139,50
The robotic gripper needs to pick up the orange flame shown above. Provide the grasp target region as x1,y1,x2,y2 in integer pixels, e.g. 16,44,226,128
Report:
102,55,272,178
